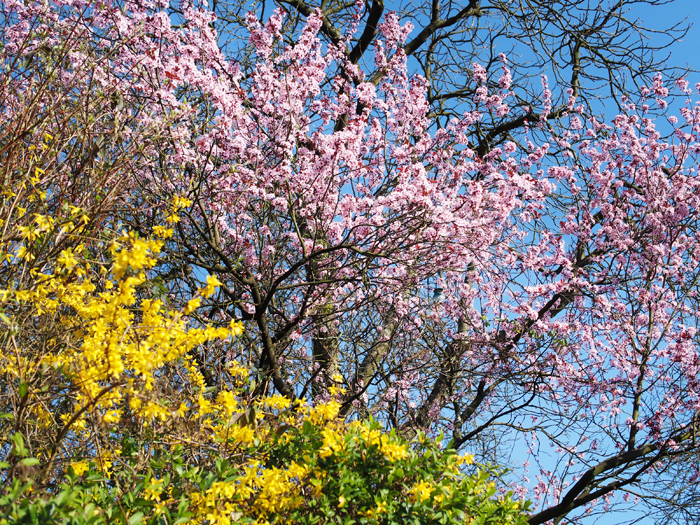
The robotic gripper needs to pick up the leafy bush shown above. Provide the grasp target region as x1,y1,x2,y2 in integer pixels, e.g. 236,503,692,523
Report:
1,412,528,525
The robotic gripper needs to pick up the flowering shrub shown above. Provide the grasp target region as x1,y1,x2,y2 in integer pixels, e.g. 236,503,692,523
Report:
1,401,528,525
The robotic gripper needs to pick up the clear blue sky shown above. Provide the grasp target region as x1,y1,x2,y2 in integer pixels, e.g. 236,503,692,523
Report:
638,0,700,82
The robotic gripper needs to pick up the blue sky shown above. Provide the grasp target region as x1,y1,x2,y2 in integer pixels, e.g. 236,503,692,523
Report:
638,0,700,80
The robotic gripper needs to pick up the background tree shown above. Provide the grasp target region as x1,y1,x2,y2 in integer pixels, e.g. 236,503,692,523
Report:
128,1,700,524
193,0,690,139
135,2,700,524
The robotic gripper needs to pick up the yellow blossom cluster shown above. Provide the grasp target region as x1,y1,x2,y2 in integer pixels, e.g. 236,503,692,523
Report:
189,460,309,525
349,419,410,462
1,227,237,430
166,195,192,224
0,188,248,478
410,480,435,503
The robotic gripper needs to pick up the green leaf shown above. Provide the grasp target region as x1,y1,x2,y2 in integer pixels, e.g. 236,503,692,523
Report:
11,432,28,456
18,382,28,398
12,432,24,448
20,457,40,466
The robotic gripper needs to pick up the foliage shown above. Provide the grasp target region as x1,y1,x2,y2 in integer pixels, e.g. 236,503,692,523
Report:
1,415,528,525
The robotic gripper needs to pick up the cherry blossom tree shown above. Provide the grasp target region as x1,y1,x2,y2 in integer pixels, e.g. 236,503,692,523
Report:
191,0,692,156
2,1,699,524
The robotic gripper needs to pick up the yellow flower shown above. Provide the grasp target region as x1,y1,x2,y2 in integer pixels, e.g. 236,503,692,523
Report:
175,402,189,418
152,225,173,238
307,400,340,424
217,390,239,416
184,297,201,314
172,195,193,210
70,461,89,476
201,274,222,297
144,479,164,501
319,427,345,458
102,410,121,424
57,248,78,270
409,480,433,503
381,440,409,462
228,361,248,378
261,394,291,410
139,401,169,421
458,453,474,466
230,320,244,336
197,394,214,416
